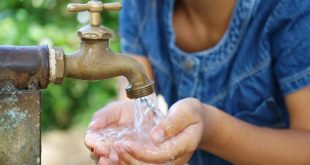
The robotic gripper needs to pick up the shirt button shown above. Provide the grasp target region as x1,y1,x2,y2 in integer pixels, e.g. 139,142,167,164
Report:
184,59,194,71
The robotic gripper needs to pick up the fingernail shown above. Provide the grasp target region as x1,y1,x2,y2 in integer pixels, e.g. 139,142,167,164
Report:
153,129,165,143
94,142,108,155
88,121,96,128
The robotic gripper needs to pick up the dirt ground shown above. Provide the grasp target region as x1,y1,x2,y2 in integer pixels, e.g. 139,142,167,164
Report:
42,128,94,165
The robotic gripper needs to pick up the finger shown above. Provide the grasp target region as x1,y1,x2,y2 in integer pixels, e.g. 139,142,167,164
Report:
116,123,201,164
173,153,192,165
94,140,113,156
151,98,202,143
98,156,113,165
119,160,127,165
85,132,102,150
114,140,175,164
115,145,140,165
89,102,123,130
89,101,134,129
109,148,119,164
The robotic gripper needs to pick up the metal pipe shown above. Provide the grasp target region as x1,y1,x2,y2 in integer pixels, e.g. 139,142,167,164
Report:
0,45,50,90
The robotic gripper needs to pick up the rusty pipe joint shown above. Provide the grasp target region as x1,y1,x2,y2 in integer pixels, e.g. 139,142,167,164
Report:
49,47,65,84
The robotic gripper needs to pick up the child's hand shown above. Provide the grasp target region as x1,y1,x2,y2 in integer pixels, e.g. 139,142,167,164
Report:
84,101,137,164
114,98,205,165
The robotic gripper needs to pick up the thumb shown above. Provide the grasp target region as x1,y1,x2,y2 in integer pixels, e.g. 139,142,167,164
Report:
151,98,202,143
88,101,134,130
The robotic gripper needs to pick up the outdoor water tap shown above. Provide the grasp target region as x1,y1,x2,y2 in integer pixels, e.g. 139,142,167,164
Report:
0,1,155,164
49,0,155,99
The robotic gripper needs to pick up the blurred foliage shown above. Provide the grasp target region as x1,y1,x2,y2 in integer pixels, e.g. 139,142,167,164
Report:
0,0,120,131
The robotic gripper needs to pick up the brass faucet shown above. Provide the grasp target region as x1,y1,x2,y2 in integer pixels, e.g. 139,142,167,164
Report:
49,0,154,99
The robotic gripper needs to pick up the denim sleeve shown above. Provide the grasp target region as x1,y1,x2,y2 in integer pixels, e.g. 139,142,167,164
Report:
119,0,146,56
271,1,310,96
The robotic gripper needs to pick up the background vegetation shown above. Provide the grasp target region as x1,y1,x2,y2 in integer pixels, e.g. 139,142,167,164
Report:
0,0,120,131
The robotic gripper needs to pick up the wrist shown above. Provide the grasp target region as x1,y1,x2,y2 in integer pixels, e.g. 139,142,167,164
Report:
198,104,220,150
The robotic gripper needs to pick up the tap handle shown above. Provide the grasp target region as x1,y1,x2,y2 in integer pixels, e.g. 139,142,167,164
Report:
67,4,90,12
67,1,121,26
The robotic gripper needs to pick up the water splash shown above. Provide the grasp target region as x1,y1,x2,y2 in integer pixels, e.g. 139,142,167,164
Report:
89,93,165,143
134,93,165,143
88,92,175,164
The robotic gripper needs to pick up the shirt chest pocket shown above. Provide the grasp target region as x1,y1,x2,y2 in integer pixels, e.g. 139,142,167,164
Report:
234,97,287,128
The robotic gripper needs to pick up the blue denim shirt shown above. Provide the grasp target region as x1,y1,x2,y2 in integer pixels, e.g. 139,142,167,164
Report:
120,0,310,164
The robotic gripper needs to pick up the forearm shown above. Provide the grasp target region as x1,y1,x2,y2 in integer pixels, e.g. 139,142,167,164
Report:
199,105,310,164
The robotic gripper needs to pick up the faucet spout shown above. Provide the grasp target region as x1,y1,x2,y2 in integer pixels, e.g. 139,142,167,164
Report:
64,39,154,98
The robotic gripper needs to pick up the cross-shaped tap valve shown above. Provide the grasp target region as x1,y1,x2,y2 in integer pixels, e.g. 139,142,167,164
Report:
67,0,122,40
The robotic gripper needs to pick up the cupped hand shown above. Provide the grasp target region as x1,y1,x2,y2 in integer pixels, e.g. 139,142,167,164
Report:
84,100,138,164
114,98,205,165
